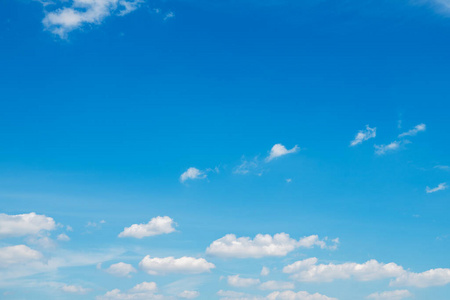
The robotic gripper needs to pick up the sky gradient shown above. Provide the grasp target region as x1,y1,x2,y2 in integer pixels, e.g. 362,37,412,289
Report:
1,0,450,299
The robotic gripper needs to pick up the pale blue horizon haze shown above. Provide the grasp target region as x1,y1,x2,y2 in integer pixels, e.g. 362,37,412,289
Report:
0,0,450,299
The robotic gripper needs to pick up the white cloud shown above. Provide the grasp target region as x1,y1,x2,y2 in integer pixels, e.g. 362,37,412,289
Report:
217,290,247,298
390,268,450,288
42,0,144,38
261,266,270,276
61,284,91,294
180,167,207,183
206,233,338,258
97,282,163,299
130,282,158,293
259,281,295,291
367,290,412,300
164,12,175,21
398,123,426,137
374,141,401,155
434,165,450,170
426,182,447,194
0,245,43,268
139,255,215,275
118,216,176,239
106,262,137,277
57,233,70,242
266,290,337,300
350,125,377,146
283,258,405,282
178,290,200,299
266,144,299,162
228,275,260,287
0,212,55,238
234,157,261,175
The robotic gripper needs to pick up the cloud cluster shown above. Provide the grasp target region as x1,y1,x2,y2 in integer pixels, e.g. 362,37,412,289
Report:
206,233,338,258
118,216,176,239
139,255,215,275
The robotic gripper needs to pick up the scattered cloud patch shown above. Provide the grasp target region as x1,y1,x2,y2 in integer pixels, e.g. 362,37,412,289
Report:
261,266,270,276
61,284,91,294
178,290,200,299
227,275,260,287
0,245,43,268
367,290,412,300
139,255,215,275
350,125,376,146
374,141,402,155
426,182,447,194
206,233,338,258
96,281,163,300
234,156,261,175
266,144,299,162
266,290,337,300
259,281,295,291
0,212,55,238
106,262,137,277
180,167,207,183
391,268,450,288
398,123,426,137
57,233,70,242
118,216,176,238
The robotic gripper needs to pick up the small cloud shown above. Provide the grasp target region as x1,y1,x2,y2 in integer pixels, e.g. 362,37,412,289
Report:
105,262,137,277
350,125,376,146
286,178,292,183
61,284,91,294
139,256,215,275
367,290,412,300
180,167,207,183
227,275,260,288
118,216,176,239
399,123,426,137
261,266,270,276
178,290,200,299
234,156,261,175
66,225,73,232
434,165,450,171
266,144,299,162
426,182,447,194
57,233,70,242
374,141,402,155
164,11,175,21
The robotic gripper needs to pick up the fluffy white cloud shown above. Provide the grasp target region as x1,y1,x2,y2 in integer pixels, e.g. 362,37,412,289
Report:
0,212,55,238
261,266,270,276
180,167,207,183
367,290,412,300
398,123,426,137
350,125,377,146
374,141,401,155
266,291,337,300
283,258,405,282
0,245,43,268
426,182,447,194
266,144,299,162
228,275,260,287
206,233,338,258
178,290,200,299
118,216,176,239
390,268,450,288
97,282,163,299
130,282,158,293
42,0,144,38
259,281,295,291
139,255,215,275
61,284,91,294
106,262,137,277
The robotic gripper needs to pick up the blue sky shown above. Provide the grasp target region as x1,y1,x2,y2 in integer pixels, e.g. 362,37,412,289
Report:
1,0,450,299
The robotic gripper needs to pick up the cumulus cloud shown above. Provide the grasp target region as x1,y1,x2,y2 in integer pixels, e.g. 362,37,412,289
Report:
266,144,299,162
367,290,412,300
261,266,270,276
390,268,450,288
42,0,144,38
398,123,426,137
206,233,338,258
228,275,260,287
283,258,405,282
180,167,207,183
0,212,55,238
57,233,70,241
0,245,43,268
139,255,215,275
130,282,158,293
61,284,91,294
374,141,402,155
259,281,295,291
266,291,337,300
118,216,176,239
97,282,161,299
350,125,377,146
426,182,447,194
106,262,137,277
178,290,200,299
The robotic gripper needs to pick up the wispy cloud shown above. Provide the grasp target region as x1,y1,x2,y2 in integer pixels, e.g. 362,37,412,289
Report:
350,125,376,146
398,123,426,137
367,290,412,300
426,182,447,194
180,167,207,183
374,141,402,155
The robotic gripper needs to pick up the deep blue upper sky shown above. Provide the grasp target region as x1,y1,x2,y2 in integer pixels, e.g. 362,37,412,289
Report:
0,0,450,299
